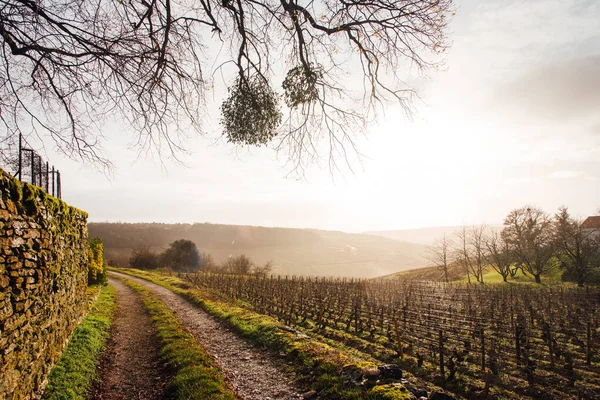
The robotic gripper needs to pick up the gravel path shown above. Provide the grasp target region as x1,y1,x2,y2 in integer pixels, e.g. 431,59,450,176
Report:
109,271,305,400
89,277,170,400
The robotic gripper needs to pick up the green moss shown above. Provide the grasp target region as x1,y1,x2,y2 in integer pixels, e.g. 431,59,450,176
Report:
117,277,236,400
7,174,23,202
43,284,117,400
370,384,414,399
1,169,88,234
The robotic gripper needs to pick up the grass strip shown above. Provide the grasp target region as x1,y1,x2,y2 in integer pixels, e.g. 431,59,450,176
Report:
115,276,236,400
43,284,117,400
110,268,436,400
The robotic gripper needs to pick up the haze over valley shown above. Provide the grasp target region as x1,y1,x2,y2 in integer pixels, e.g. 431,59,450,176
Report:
91,222,429,278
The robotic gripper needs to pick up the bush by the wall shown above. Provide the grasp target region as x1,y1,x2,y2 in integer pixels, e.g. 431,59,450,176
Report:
88,237,107,284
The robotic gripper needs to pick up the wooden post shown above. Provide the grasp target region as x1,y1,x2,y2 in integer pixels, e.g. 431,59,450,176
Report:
516,325,521,365
480,327,486,372
439,329,445,377
587,322,592,365
548,325,554,368
395,318,403,359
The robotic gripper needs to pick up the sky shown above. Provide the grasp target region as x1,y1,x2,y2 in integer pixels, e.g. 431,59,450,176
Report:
44,0,600,232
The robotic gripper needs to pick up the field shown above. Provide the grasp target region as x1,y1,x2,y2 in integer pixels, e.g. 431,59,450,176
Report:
183,271,600,399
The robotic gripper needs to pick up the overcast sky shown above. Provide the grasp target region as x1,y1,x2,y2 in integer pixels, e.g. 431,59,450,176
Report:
50,0,600,233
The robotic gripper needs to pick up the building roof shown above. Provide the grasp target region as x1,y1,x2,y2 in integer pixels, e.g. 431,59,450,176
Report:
581,216,600,229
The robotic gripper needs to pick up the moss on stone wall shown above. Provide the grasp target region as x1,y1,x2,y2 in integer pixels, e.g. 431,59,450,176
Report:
0,168,89,400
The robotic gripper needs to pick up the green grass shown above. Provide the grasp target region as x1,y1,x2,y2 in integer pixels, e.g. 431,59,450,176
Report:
110,268,450,399
43,284,117,400
115,277,236,400
456,266,565,285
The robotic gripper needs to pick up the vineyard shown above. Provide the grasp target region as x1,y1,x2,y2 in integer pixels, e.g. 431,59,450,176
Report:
185,272,600,399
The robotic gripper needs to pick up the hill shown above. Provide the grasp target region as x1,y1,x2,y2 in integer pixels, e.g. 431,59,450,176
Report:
381,262,565,284
89,222,429,278
366,226,465,245
380,263,462,281
367,225,501,245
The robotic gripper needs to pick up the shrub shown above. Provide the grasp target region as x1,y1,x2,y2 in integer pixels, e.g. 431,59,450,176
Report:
129,247,160,270
160,239,201,272
199,252,218,272
221,254,253,274
88,237,107,284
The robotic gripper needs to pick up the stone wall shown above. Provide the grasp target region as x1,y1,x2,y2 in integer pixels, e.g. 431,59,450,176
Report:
0,169,89,399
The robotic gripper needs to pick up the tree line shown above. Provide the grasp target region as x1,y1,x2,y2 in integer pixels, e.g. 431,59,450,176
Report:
88,222,321,250
128,239,273,276
428,206,600,286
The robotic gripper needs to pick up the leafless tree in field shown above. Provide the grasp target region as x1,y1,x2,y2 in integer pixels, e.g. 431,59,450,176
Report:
455,226,473,283
0,0,454,174
456,225,487,284
427,233,453,283
469,224,487,283
502,206,556,284
484,230,515,283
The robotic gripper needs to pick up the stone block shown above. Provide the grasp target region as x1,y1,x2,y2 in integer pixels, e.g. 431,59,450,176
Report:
6,256,18,264
0,303,13,319
23,230,40,240
24,253,37,261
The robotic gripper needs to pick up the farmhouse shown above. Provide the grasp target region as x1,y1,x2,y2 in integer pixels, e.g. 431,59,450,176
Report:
581,216,600,239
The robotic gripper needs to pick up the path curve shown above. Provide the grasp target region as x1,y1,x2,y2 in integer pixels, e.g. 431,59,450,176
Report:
90,277,169,400
110,271,304,400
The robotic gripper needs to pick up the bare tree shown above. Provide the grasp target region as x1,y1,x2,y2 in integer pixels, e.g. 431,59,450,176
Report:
469,224,487,284
222,254,253,274
1,0,454,173
455,225,487,284
484,230,515,283
427,234,453,283
554,206,600,287
199,252,218,272
455,226,473,283
252,260,273,277
501,206,556,284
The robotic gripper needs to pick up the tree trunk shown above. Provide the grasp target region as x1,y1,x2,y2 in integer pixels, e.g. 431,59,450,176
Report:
534,274,541,284
503,275,508,283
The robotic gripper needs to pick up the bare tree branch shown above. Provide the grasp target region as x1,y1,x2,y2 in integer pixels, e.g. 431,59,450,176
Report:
1,0,454,174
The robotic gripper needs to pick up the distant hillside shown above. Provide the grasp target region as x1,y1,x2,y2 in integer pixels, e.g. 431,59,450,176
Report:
366,226,464,245
367,225,500,245
89,222,429,278
380,264,463,282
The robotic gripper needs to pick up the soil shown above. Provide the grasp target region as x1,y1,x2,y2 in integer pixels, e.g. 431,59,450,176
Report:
109,271,305,400
89,277,171,400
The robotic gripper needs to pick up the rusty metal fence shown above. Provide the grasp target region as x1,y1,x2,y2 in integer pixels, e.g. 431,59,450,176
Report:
1,134,62,199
